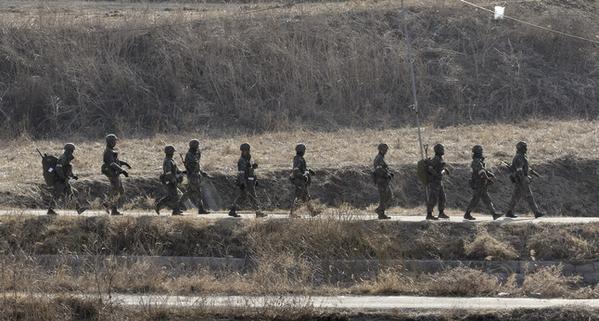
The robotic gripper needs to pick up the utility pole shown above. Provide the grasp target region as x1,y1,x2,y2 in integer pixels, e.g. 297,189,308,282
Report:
401,5,428,201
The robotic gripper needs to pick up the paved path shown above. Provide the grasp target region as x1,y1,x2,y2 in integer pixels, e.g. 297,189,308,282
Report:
0,209,598,224
18,294,599,311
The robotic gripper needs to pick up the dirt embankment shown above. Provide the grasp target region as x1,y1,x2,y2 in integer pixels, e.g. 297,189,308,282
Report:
0,2,597,136
4,156,598,216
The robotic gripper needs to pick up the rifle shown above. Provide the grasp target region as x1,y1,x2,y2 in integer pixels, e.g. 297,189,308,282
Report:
180,153,212,179
36,148,45,158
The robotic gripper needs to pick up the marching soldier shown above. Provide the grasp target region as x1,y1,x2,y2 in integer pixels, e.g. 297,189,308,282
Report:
180,139,209,214
155,145,184,216
47,143,88,215
101,134,130,216
506,141,545,218
373,144,392,220
228,143,267,218
289,144,320,218
464,145,503,220
426,143,449,220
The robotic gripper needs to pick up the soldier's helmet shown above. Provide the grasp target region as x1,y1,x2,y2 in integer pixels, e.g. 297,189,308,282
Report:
240,143,251,151
295,144,306,153
164,145,176,155
472,145,483,155
189,139,200,149
433,143,445,155
516,141,527,152
378,143,389,152
64,143,76,152
105,134,118,145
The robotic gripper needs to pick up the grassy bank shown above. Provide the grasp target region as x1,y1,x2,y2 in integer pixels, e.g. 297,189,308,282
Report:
0,1,597,136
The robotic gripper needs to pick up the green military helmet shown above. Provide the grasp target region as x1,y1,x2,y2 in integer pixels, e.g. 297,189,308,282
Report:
240,143,251,151
378,143,389,152
516,141,527,153
189,139,200,149
64,143,76,152
472,145,483,154
295,144,306,153
433,143,445,156
164,145,176,155
105,134,118,145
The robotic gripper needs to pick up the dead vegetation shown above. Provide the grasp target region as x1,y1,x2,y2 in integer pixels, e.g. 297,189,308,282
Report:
0,1,597,137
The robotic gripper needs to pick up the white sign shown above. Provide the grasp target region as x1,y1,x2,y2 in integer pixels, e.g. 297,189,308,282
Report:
494,6,505,20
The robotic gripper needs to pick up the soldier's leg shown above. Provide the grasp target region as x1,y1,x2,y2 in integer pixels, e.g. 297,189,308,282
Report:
480,187,498,215
506,183,522,217
290,183,302,216
171,186,184,215
48,183,66,215
464,187,481,220
109,176,124,214
247,183,266,217
426,184,439,220
303,184,320,216
437,184,448,219
522,180,542,216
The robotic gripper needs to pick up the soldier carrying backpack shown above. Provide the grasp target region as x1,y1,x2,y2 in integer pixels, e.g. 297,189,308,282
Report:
39,144,88,215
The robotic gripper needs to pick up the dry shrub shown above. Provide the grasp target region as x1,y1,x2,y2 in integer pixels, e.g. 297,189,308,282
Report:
519,265,582,297
464,229,518,261
353,268,416,295
527,228,592,260
424,267,500,296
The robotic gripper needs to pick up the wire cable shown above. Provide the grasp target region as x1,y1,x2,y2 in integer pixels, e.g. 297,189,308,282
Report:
457,0,599,45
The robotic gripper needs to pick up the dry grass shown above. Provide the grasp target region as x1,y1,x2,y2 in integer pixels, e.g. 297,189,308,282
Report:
464,228,519,261
0,1,596,137
1,120,598,185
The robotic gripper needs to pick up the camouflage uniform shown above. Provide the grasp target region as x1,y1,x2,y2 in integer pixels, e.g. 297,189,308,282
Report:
180,143,208,214
464,145,502,220
229,144,266,218
47,144,87,215
289,145,319,217
373,144,392,219
426,144,448,220
156,147,183,215
506,142,544,218
102,135,130,215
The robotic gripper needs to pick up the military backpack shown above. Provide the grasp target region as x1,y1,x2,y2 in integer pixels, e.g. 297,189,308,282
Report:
416,158,431,185
40,153,59,185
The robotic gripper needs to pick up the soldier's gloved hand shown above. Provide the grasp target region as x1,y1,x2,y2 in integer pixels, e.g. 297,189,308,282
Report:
308,169,315,176
122,170,129,178
252,163,259,169
72,175,79,180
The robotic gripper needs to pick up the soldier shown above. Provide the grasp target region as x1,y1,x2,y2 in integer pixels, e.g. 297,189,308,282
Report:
228,143,267,218
464,145,503,221
289,144,320,218
155,145,184,216
425,143,449,220
47,143,88,215
101,134,130,216
506,141,545,218
180,139,209,215
372,143,392,220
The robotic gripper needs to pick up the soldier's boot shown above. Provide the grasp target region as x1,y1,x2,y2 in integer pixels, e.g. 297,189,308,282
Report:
534,211,545,219
47,208,58,216
76,205,88,215
172,209,184,216
425,212,438,220
492,212,504,220
228,207,241,218
463,211,476,221
375,208,389,220
505,210,518,218
255,210,267,218
438,211,450,219
110,207,122,216
198,207,210,215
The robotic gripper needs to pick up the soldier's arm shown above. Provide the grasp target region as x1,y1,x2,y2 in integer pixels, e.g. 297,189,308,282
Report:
164,161,177,184
55,157,68,181
237,159,247,184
